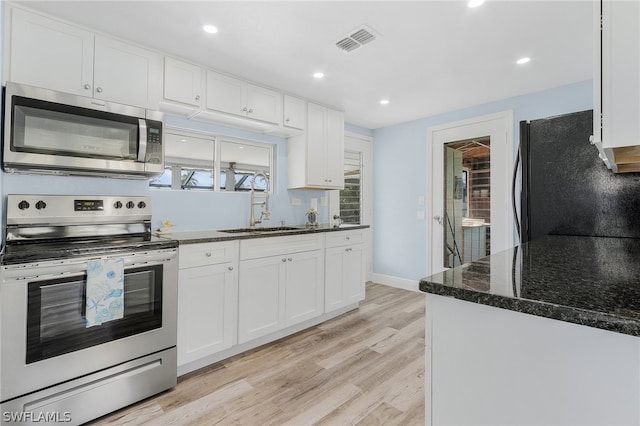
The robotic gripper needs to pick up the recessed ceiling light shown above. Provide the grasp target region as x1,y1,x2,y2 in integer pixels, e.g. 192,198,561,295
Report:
313,72,325,79
203,25,218,34
468,0,485,8
516,57,531,65
380,99,390,105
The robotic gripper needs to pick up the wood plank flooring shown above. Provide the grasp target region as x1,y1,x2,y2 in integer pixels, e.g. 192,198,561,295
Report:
90,283,425,426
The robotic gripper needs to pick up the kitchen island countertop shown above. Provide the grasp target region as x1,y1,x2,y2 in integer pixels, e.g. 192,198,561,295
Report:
419,235,640,336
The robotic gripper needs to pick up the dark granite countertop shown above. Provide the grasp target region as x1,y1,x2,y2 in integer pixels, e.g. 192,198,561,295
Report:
158,224,369,245
419,235,640,336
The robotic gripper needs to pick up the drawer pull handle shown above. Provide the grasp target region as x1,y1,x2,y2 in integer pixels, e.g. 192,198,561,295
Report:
205,252,212,257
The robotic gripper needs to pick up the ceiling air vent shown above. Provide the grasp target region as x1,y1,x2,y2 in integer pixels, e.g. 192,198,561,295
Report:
335,25,378,53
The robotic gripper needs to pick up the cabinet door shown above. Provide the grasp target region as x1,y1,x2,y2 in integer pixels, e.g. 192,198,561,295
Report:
283,95,306,130
238,256,285,344
93,35,163,108
342,244,365,305
324,246,345,312
246,84,281,124
206,70,246,116
284,250,324,327
177,263,238,366
602,0,640,150
9,8,94,96
325,108,345,189
306,103,328,187
164,57,204,108
325,244,364,312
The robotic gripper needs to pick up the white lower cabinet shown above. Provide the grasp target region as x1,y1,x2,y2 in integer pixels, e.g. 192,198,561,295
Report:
238,234,324,344
324,230,366,312
176,231,366,372
177,241,238,367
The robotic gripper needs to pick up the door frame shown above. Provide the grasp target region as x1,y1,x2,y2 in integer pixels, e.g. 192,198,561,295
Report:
426,111,514,276
329,131,373,281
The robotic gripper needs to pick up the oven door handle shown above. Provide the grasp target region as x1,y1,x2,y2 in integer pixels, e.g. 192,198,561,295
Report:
137,118,147,162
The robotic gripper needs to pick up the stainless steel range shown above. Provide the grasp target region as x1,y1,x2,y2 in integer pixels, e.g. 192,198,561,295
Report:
0,194,178,425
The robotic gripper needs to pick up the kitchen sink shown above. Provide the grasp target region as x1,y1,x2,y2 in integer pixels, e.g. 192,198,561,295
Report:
219,226,302,234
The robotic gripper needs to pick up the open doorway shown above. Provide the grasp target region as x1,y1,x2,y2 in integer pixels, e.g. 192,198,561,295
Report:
443,137,491,268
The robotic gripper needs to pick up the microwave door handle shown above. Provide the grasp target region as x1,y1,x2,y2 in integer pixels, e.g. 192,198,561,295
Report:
137,118,147,162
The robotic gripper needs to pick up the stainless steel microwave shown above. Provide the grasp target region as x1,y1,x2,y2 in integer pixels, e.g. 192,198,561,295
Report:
2,82,164,179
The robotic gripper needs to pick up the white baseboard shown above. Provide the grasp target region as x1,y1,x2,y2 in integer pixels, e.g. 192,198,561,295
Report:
371,273,421,292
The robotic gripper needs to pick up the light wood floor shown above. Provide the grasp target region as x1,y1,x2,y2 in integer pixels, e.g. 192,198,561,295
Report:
90,283,426,426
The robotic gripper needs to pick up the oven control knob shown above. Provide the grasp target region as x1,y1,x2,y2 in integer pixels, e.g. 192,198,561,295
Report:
35,201,47,210
18,200,30,210
126,201,135,209
137,201,147,209
114,201,123,209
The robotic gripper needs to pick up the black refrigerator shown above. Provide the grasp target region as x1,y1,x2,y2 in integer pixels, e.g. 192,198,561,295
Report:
519,109,640,243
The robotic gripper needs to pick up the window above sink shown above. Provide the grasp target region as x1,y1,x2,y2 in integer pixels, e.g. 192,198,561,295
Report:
150,128,274,192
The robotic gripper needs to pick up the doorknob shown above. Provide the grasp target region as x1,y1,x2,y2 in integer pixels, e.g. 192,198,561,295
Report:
433,215,443,225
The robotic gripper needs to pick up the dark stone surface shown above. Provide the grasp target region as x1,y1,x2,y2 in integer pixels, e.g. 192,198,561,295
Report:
419,235,640,336
163,224,370,245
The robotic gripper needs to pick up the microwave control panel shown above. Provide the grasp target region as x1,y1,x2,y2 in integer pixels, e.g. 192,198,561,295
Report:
145,120,163,164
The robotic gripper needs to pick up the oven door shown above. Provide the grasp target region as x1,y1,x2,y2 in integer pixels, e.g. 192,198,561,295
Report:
0,248,177,402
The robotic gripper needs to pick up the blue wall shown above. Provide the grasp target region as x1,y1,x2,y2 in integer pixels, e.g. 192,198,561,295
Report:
372,80,593,281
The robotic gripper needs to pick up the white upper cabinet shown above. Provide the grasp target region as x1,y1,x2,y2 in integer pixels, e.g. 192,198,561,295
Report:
7,8,93,96
6,7,162,109
283,95,306,131
163,57,205,108
593,0,640,172
93,36,163,108
288,102,344,190
206,70,282,125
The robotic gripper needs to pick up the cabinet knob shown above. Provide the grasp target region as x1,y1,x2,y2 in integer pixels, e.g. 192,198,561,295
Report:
195,95,200,101
345,248,352,252
228,266,234,271
285,117,290,123
205,252,212,257
248,108,253,114
84,84,91,90
243,107,248,112
282,258,287,262
346,236,350,240
288,257,292,262
96,87,103,93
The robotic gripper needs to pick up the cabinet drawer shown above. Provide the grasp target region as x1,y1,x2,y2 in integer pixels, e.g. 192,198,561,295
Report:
179,241,238,269
325,230,365,248
240,234,323,260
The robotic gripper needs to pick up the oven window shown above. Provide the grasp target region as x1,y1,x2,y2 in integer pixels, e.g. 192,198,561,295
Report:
26,265,163,364
12,96,139,160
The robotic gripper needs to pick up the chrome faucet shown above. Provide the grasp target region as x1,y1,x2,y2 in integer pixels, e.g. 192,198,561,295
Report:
249,170,270,229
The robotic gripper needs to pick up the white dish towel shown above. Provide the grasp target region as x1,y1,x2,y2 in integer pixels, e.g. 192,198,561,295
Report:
85,258,125,328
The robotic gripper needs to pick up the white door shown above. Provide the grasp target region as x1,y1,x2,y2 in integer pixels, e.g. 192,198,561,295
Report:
428,111,514,275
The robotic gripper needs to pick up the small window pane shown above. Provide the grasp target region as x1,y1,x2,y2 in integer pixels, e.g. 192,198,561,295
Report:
181,168,214,190
340,151,362,225
150,167,172,188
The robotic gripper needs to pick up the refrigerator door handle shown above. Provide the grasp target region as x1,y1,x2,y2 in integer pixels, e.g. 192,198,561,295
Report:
512,143,521,242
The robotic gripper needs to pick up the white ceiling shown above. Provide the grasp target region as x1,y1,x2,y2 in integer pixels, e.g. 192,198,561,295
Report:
13,1,594,130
